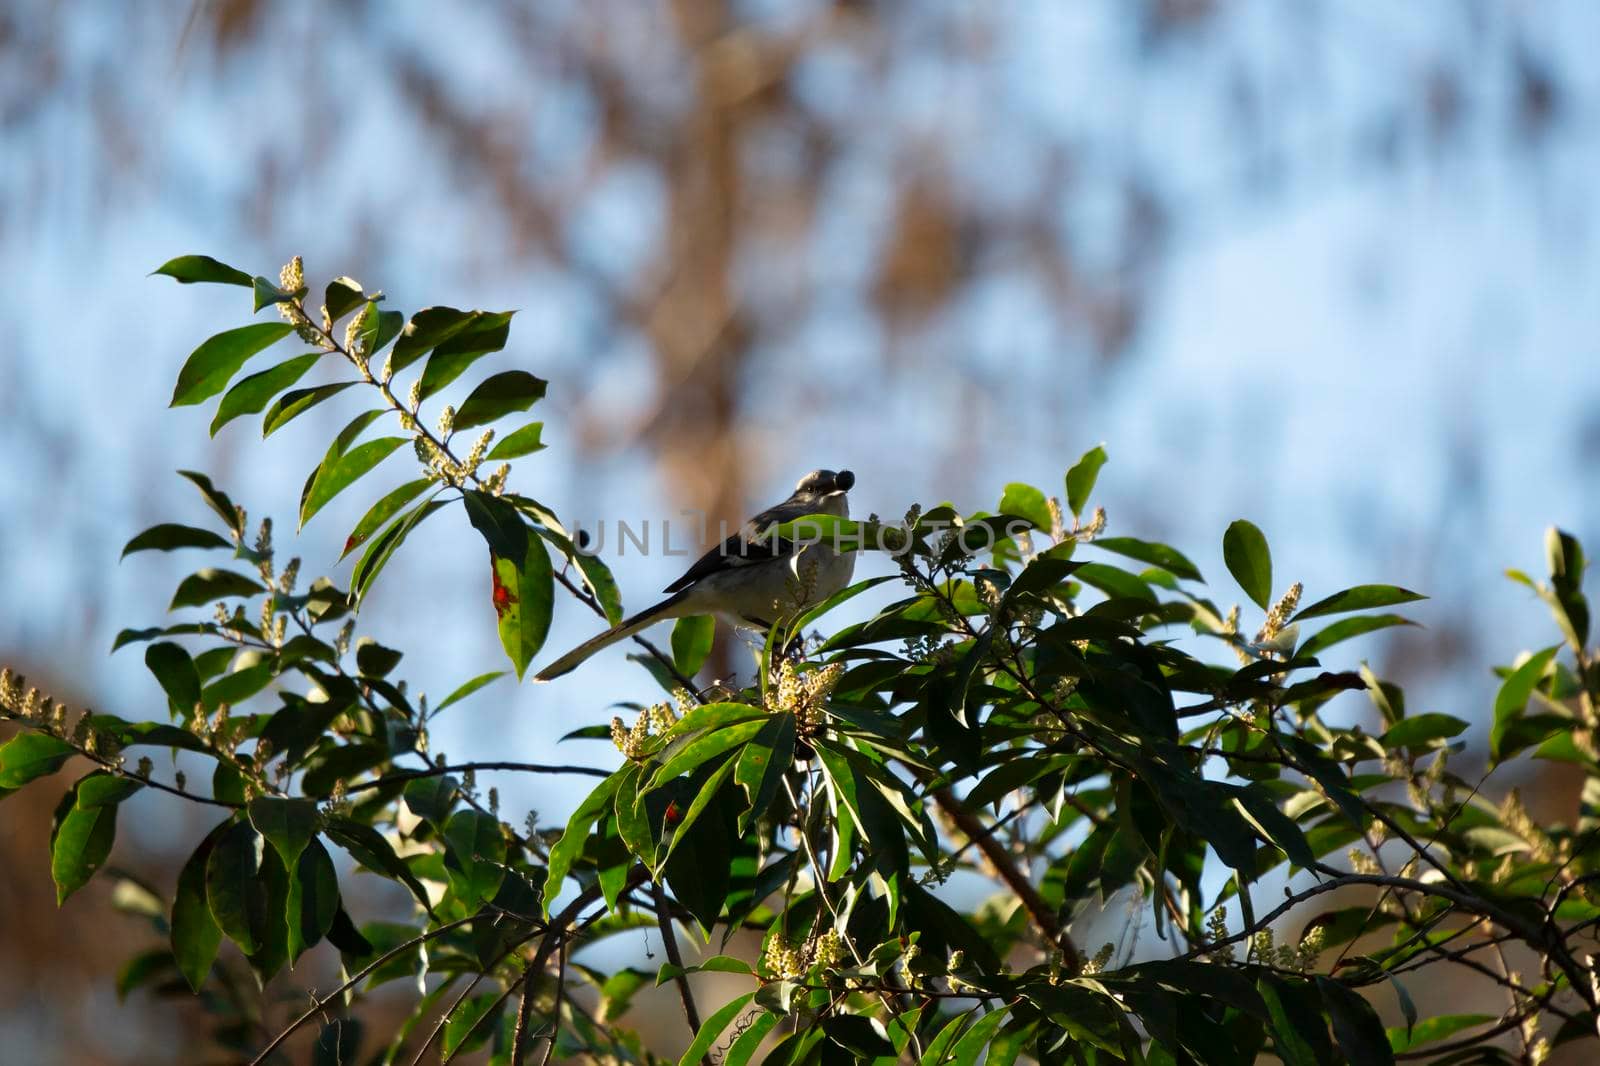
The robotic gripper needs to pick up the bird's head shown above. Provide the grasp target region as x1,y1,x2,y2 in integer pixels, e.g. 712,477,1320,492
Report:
792,468,855,503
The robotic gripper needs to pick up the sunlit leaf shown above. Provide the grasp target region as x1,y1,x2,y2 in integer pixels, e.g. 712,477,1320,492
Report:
171,322,294,407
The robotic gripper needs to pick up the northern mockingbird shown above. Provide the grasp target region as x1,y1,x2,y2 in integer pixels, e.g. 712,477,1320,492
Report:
534,468,857,681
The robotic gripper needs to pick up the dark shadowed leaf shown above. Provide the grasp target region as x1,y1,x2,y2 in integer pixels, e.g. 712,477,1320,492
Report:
1317,976,1394,1066
206,820,269,953
323,816,435,916
288,837,339,963
247,796,318,871
153,254,253,287
453,370,547,431
177,470,244,535
389,306,477,372
144,642,202,712
171,322,295,407
1291,585,1427,623
171,821,229,992
418,311,514,400
350,497,446,607
262,381,358,437
323,277,365,323
169,568,265,610
1223,519,1273,610
443,809,506,908
121,523,234,559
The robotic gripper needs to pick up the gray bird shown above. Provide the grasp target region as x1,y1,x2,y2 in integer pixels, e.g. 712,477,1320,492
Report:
533,468,857,681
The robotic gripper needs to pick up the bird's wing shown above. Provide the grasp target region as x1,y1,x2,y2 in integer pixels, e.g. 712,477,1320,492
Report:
662,498,811,594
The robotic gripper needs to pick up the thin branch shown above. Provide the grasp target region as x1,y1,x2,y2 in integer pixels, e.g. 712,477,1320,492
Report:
248,914,486,1065
652,879,707,1057
345,759,609,796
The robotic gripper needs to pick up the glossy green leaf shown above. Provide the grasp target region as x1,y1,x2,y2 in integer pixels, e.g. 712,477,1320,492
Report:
486,420,545,460
443,810,506,908
262,381,358,437
1490,645,1560,762
999,482,1051,531
171,322,294,407
1065,444,1107,518
677,991,755,1066
1297,614,1417,659
247,796,318,872
1381,713,1468,749
1291,585,1426,623
0,733,77,789
417,311,514,400
1386,1013,1495,1054
402,775,458,827
169,568,265,610
210,352,322,436
201,660,274,709
434,671,504,714
171,822,228,992
464,491,553,678
299,436,407,528
671,615,715,678
736,713,796,833
121,523,234,559
48,776,120,905
453,370,547,431
153,254,253,287
544,768,626,916
340,478,432,559
647,720,766,792
350,497,446,607
1223,519,1273,610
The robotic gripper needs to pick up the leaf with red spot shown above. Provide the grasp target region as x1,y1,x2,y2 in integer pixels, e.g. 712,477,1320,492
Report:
464,492,553,679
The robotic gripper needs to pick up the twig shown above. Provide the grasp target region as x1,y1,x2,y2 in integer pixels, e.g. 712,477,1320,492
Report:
652,879,707,1056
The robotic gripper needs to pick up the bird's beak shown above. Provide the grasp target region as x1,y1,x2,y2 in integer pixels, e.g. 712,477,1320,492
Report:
832,470,855,494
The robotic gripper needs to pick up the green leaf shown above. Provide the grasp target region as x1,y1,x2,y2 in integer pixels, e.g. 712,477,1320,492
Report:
999,483,1052,531
355,639,403,678
647,720,767,792
389,306,479,373
0,733,77,789
210,353,322,436
300,436,408,528
252,275,296,312
1386,1013,1494,1054
1291,585,1426,623
1065,444,1108,518
1490,645,1561,762
671,616,716,678
1234,786,1314,868
544,769,626,916
76,773,143,807
247,796,318,872
1223,519,1273,611
116,948,178,1002
1381,713,1469,750
262,381,358,437
1297,614,1417,659
736,713,796,833
453,370,547,431
177,469,244,535
171,322,295,407
323,277,365,323
350,496,445,607
678,991,756,1066
170,568,265,610
1258,977,1332,1066
417,312,514,400
402,775,458,827
486,421,545,460
322,816,436,916
206,820,269,953
1093,537,1203,581
288,837,339,963
51,775,122,904
143,642,202,712
443,810,506,908
435,671,504,714
340,478,432,559
121,523,234,559
171,822,228,991
153,254,253,287
1316,976,1393,1066
441,993,504,1059
201,660,274,709
464,491,554,678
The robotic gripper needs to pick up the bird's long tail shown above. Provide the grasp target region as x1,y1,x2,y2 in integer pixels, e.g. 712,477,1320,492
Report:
533,591,690,682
